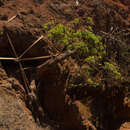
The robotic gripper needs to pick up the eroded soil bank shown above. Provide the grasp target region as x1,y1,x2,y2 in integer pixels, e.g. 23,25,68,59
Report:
0,0,129,130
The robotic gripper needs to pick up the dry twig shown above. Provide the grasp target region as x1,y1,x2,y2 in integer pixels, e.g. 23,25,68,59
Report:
6,13,19,24
7,33,30,93
19,35,44,59
37,50,75,69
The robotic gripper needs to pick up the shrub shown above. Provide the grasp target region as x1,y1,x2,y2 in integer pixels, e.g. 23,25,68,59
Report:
43,18,123,89
103,62,122,79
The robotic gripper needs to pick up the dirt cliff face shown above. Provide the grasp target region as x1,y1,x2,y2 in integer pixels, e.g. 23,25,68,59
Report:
0,65,53,130
0,0,129,130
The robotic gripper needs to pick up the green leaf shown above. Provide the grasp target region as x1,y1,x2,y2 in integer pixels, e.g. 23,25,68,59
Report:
85,56,96,64
74,42,85,49
67,44,73,50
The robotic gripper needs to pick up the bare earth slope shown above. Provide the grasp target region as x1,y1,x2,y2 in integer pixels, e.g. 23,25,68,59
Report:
0,65,53,130
0,0,129,130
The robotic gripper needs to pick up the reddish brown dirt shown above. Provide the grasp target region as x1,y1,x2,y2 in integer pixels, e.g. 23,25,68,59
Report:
0,0,129,130
0,65,52,130
0,0,129,30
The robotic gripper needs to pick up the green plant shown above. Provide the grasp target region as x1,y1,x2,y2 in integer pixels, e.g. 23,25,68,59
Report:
46,22,106,58
43,18,123,89
103,62,122,79
86,17,94,25
88,25,93,31
85,56,96,64
69,18,80,28
43,20,55,31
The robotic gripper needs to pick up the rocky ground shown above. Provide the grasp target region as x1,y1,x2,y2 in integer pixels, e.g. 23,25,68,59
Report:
0,0,129,130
